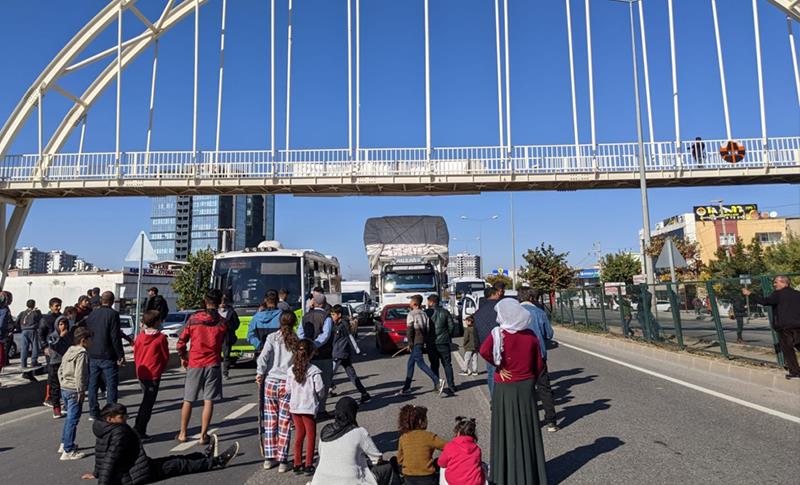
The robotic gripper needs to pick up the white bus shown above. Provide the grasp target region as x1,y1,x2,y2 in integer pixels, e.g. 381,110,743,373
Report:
211,241,341,355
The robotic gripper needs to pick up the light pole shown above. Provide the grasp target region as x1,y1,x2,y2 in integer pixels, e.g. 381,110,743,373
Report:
459,215,499,276
612,0,654,289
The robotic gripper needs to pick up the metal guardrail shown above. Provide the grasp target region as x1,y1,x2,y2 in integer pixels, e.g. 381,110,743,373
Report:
1,136,798,182
552,273,800,367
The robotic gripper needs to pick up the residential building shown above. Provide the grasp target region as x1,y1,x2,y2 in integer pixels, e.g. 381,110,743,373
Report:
150,195,275,261
13,247,48,274
448,253,481,279
47,250,77,273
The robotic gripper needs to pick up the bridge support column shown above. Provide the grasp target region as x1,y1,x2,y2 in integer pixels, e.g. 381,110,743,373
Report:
0,199,33,290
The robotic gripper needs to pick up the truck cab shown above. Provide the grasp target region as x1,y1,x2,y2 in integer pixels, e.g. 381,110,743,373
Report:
376,258,445,309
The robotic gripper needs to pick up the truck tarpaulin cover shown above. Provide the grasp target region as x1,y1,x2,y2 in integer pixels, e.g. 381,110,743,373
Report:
363,216,449,274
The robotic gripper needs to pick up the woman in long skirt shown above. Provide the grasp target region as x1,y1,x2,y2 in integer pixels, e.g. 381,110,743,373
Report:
479,298,548,485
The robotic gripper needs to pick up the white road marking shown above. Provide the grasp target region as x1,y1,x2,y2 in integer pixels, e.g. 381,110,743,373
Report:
451,350,490,407
223,403,256,421
559,341,800,425
0,407,51,428
170,428,219,452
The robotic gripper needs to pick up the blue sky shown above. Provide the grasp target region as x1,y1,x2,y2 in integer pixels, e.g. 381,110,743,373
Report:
1,0,798,280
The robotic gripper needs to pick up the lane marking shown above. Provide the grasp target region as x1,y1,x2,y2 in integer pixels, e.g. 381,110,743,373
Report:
223,403,256,421
0,407,51,428
170,428,219,452
451,349,490,408
558,341,800,425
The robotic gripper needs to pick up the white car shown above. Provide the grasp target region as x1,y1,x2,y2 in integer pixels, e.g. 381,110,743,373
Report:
120,315,134,345
161,311,194,339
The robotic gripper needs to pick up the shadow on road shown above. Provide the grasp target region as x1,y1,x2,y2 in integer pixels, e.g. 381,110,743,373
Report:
557,399,612,429
547,436,625,483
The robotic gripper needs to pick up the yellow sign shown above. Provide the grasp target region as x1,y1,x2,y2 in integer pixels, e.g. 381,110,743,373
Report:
693,204,758,222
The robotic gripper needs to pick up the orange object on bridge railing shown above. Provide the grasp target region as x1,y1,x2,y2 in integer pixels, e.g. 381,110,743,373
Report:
719,140,746,164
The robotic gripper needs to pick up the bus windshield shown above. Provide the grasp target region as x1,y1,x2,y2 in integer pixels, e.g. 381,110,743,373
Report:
383,272,436,292
213,256,302,308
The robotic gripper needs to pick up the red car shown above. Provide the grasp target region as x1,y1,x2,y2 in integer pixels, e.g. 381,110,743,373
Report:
377,304,410,354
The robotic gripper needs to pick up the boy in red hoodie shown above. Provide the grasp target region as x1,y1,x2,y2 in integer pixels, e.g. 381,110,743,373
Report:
133,310,170,439
176,290,227,445
438,416,486,485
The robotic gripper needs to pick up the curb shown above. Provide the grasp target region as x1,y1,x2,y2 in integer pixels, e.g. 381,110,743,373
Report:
554,326,799,395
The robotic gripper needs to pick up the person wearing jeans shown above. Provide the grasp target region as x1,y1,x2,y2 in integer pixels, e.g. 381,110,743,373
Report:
88,358,120,418
18,300,43,368
133,310,169,439
397,295,441,396
425,295,457,396
58,327,92,460
85,292,124,419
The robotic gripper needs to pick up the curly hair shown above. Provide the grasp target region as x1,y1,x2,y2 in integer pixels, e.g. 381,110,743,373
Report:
398,405,428,435
453,416,478,441
291,338,316,385
279,311,299,352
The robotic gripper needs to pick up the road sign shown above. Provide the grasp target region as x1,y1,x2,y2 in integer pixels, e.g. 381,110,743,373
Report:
125,231,158,263
604,283,626,296
656,238,687,283
739,274,751,286
492,268,508,276
633,274,647,285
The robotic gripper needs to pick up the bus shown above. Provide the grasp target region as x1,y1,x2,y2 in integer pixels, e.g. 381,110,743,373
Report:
211,241,341,359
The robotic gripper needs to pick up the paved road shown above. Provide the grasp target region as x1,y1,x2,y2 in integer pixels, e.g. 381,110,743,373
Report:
1,328,798,484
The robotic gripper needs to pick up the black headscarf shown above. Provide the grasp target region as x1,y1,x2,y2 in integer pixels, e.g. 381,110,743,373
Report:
320,397,359,442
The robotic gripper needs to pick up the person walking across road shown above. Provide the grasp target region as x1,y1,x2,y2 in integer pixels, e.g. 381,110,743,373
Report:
18,299,43,368
143,287,169,321
520,288,559,432
473,286,502,395
396,295,441,396
133,310,170,440
58,327,92,460
86,292,124,420
298,294,334,418
219,295,240,379
479,298,547,485
285,338,325,476
330,304,371,404
256,310,300,473
176,290,228,445
743,276,800,379
425,294,456,396
458,315,479,376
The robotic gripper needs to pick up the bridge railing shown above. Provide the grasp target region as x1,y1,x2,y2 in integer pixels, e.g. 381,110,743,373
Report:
1,136,798,182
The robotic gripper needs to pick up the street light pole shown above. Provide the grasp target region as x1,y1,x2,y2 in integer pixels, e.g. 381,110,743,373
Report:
616,0,654,289
460,215,499,277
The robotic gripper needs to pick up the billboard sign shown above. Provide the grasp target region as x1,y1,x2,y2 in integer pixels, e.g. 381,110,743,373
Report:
693,204,758,222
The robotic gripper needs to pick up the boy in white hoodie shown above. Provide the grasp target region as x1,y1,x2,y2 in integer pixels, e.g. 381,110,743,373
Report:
58,327,92,460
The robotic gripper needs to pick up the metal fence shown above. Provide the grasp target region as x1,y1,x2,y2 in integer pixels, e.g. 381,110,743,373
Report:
552,273,800,367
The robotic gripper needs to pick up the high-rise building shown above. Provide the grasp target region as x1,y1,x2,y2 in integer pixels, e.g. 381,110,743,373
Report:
47,250,77,273
448,253,481,279
13,247,48,273
150,195,275,260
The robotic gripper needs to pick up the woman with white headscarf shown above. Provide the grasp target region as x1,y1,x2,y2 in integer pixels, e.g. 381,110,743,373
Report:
478,298,547,485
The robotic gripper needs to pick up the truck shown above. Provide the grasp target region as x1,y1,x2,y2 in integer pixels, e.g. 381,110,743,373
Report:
363,216,449,312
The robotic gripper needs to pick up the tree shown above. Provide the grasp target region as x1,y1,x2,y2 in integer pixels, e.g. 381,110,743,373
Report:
486,273,512,289
707,237,767,280
517,243,574,306
599,252,640,284
764,232,800,274
172,249,214,310
645,236,704,280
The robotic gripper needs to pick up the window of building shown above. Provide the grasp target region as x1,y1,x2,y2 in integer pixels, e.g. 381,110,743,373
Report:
756,232,782,245
719,233,736,246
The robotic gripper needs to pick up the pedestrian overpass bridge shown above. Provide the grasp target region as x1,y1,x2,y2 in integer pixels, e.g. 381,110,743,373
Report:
1,136,798,199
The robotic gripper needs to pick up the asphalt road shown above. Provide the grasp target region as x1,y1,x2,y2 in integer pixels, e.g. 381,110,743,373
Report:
1,328,798,484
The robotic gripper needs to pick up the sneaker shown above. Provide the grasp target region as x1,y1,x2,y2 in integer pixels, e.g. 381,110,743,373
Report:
87,416,97,422
43,401,54,408
277,462,292,473
214,442,239,469
359,393,371,404
437,379,446,396
394,388,410,396
292,465,304,475
263,459,278,470
303,465,316,476
458,371,470,376
57,443,64,453
736,338,745,344
52,407,63,419
328,387,338,397
441,388,456,398
547,423,560,433
60,450,85,461
786,373,800,380
204,434,219,458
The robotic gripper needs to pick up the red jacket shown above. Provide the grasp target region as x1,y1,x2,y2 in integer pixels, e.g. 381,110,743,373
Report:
133,331,169,381
438,435,485,485
478,328,543,383
177,310,227,368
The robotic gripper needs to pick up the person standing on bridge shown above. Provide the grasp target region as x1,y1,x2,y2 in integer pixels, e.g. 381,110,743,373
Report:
86,292,124,420
176,289,228,445
473,286,502,395
691,137,706,165
743,276,800,379
479,298,547,485
425,294,457,396
520,288,558,433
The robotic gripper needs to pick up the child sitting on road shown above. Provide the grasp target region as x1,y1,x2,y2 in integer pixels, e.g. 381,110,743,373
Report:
285,338,324,476
81,403,239,484
397,405,446,485
132,310,170,439
437,416,486,485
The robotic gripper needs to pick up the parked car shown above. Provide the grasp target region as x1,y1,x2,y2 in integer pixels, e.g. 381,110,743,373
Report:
120,315,135,346
377,304,410,354
161,311,194,339
352,303,376,327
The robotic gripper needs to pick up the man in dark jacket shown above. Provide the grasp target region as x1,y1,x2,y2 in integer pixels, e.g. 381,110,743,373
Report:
38,297,63,354
743,276,800,379
89,288,102,309
143,287,169,321
18,299,43,368
86,292,125,419
330,304,370,403
83,403,239,485
218,295,240,380
425,294,457,396
473,286,502,394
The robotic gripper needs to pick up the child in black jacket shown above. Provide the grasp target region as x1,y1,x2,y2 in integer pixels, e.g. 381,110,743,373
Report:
82,403,240,485
330,305,371,404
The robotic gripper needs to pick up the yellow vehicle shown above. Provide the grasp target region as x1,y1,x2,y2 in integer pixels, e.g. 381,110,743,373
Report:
211,241,341,360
